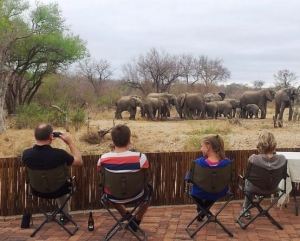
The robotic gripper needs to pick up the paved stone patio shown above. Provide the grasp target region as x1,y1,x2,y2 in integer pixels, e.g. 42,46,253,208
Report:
0,200,299,241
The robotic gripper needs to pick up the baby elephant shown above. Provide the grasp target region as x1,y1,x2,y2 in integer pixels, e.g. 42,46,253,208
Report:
244,104,259,119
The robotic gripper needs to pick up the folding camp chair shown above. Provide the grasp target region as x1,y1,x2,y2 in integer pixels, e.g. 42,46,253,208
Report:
100,168,150,241
185,160,234,238
25,163,78,237
236,161,287,230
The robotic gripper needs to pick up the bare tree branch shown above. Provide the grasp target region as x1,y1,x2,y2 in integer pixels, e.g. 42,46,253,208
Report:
274,69,298,88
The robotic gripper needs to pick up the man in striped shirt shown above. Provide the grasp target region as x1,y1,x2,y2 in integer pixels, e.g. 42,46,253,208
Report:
97,124,152,231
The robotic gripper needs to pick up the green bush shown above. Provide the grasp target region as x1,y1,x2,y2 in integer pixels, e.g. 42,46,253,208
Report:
71,108,85,131
97,96,119,107
15,103,65,129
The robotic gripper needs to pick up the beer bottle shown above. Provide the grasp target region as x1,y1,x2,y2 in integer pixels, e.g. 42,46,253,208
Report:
88,211,94,231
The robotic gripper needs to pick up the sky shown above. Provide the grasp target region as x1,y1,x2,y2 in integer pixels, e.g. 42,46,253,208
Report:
29,0,300,87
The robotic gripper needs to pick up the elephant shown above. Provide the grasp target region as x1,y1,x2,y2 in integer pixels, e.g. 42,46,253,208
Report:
274,87,299,127
204,102,218,119
224,98,240,118
240,88,276,119
204,92,226,102
115,95,144,120
177,92,205,119
144,97,169,120
147,92,181,117
243,104,259,119
215,100,233,119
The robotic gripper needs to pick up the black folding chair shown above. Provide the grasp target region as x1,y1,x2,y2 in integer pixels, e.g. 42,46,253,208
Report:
25,164,78,237
236,161,287,230
100,168,150,241
185,160,234,238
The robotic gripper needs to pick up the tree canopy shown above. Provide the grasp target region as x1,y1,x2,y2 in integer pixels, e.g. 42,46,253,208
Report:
252,80,265,89
274,69,298,88
0,0,88,132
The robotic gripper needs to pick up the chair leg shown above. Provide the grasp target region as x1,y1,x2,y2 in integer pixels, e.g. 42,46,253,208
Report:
214,217,234,237
101,197,147,241
237,196,284,230
29,197,78,237
265,212,283,230
186,210,233,238
292,182,298,216
186,217,208,238
237,211,260,229
55,212,79,236
30,216,49,237
186,195,234,238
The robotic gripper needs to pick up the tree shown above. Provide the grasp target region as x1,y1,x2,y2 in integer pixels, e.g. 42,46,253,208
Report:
122,49,231,94
224,83,251,98
122,61,146,94
3,2,88,116
77,58,114,97
0,0,32,131
179,54,193,84
252,80,265,89
192,56,231,92
274,69,298,88
122,48,183,94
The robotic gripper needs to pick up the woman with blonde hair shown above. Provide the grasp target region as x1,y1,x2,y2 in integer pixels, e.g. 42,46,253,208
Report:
240,130,286,219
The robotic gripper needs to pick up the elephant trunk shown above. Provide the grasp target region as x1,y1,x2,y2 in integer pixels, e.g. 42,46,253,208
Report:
174,100,181,117
138,103,144,117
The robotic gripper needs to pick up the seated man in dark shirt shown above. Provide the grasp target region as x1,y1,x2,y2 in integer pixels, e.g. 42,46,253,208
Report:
22,123,83,224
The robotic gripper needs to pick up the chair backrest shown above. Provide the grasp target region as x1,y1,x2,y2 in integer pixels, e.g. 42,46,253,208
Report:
100,168,149,199
25,163,70,194
245,161,287,192
188,160,233,193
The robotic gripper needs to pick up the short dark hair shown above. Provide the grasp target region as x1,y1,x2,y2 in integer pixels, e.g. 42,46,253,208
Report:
34,123,53,141
111,124,130,147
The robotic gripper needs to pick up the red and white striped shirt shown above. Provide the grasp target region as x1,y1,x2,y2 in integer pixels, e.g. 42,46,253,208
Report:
97,151,148,172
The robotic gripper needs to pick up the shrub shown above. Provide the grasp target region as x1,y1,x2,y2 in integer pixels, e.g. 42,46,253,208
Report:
80,131,101,144
15,103,65,129
71,109,85,131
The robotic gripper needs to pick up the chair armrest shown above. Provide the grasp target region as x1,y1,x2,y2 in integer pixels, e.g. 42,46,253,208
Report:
26,183,32,198
68,176,77,193
184,179,188,193
238,174,244,180
237,174,246,192
184,179,193,193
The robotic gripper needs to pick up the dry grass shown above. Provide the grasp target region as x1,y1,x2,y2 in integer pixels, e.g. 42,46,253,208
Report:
1,108,300,158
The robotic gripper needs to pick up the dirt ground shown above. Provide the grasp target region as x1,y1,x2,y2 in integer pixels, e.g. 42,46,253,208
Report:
1,109,300,158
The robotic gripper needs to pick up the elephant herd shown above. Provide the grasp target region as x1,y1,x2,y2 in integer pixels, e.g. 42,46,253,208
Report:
115,93,179,121
114,87,300,127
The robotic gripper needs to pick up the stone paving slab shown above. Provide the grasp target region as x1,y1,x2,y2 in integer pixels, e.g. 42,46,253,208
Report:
0,201,299,241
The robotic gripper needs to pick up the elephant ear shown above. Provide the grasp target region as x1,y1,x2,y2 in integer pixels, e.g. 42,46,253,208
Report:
178,94,186,107
170,95,177,105
204,96,210,102
129,97,137,107
204,93,213,102
218,92,226,100
282,93,290,101
265,88,275,101
161,97,168,106
288,87,296,97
